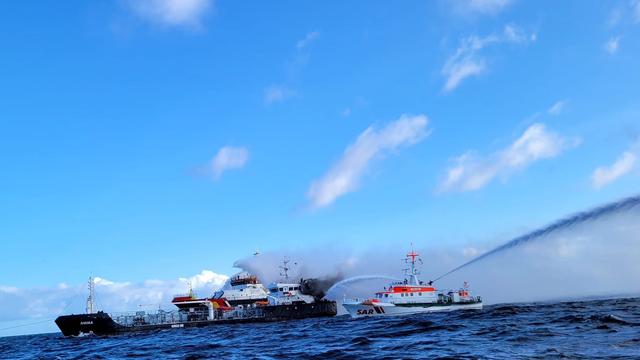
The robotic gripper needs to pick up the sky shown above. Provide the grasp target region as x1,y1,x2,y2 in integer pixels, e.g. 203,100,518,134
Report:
1,0,640,335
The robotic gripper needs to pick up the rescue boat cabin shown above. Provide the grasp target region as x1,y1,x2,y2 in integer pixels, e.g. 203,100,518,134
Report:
367,249,437,304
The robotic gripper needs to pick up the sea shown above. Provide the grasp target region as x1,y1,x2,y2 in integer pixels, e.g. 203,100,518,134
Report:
1,297,639,359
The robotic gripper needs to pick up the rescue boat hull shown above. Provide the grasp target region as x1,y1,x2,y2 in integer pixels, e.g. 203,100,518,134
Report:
343,301,483,318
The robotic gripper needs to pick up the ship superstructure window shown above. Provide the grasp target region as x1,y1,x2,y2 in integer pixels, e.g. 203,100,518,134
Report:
385,294,388,298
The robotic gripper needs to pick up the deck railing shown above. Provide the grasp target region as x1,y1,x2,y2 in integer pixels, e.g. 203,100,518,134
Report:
110,306,269,327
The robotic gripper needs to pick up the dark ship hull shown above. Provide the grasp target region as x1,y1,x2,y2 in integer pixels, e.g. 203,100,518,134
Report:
55,301,337,337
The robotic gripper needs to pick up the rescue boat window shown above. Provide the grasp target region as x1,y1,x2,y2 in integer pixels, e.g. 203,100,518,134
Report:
410,293,413,296
385,294,388,298
419,292,422,296
279,288,284,292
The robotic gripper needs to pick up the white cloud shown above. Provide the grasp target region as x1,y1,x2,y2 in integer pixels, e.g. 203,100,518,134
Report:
591,151,637,189
548,100,567,115
210,146,249,179
451,0,513,15
0,286,18,294
439,123,577,192
608,8,623,27
297,31,320,49
633,0,640,23
264,32,318,105
307,114,429,209
462,247,481,258
605,37,620,54
466,0,513,14
127,0,213,27
340,97,367,118
442,24,533,92
179,270,229,289
264,85,295,104
443,60,486,92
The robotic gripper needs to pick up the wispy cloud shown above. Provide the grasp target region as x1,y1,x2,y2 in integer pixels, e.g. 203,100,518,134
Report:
211,146,249,179
451,0,514,15
340,96,367,117
263,31,319,104
467,0,513,14
126,0,213,27
297,31,320,49
264,85,296,104
605,37,620,54
439,123,578,192
591,145,638,189
548,100,567,115
307,114,429,209
442,24,533,92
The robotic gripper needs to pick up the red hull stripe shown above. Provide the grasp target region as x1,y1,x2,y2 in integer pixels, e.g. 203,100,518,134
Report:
376,287,436,295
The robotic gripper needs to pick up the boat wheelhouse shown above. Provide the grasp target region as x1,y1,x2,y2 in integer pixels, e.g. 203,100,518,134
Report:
212,272,269,306
266,258,316,305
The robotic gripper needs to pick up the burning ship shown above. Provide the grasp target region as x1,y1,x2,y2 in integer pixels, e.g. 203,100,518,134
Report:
55,259,336,336
343,249,482,317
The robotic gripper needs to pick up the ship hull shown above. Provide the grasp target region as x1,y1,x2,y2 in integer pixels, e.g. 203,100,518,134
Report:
55,312,125,337
55,301,337,337
343,301,482,318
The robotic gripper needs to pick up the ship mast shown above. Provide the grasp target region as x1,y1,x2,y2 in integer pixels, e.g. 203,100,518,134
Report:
188,280,195,299
404,244,423,286
279,258,291,281
86,276,95,314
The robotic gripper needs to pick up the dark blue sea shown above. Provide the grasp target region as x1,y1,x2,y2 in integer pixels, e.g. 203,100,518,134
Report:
1,297,639,359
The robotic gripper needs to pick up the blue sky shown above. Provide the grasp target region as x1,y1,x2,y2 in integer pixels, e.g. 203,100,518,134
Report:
1,0,640,330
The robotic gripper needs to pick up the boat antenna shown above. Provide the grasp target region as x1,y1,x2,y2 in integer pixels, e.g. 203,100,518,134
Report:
404,243,423,285
406,243,422,275
188,280,195,299
86,276,95,314
279,257,291,280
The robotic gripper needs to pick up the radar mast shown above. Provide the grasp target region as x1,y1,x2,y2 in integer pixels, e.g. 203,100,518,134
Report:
86,276,95,314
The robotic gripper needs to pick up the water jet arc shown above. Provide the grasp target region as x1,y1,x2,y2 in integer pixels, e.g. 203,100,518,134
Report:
326,275,400,295
433,194,640,283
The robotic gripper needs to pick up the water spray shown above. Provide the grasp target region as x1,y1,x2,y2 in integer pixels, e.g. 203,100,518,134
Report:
326,275,400,295
432,194,640,283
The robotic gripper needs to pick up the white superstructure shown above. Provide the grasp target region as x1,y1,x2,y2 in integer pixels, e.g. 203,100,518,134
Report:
212,272,269,306
266,258,315,305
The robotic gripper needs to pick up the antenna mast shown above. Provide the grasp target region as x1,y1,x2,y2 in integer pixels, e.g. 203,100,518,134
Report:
404,243,422,285
279,258,291,280
86,276,95,314
188,280,195,298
